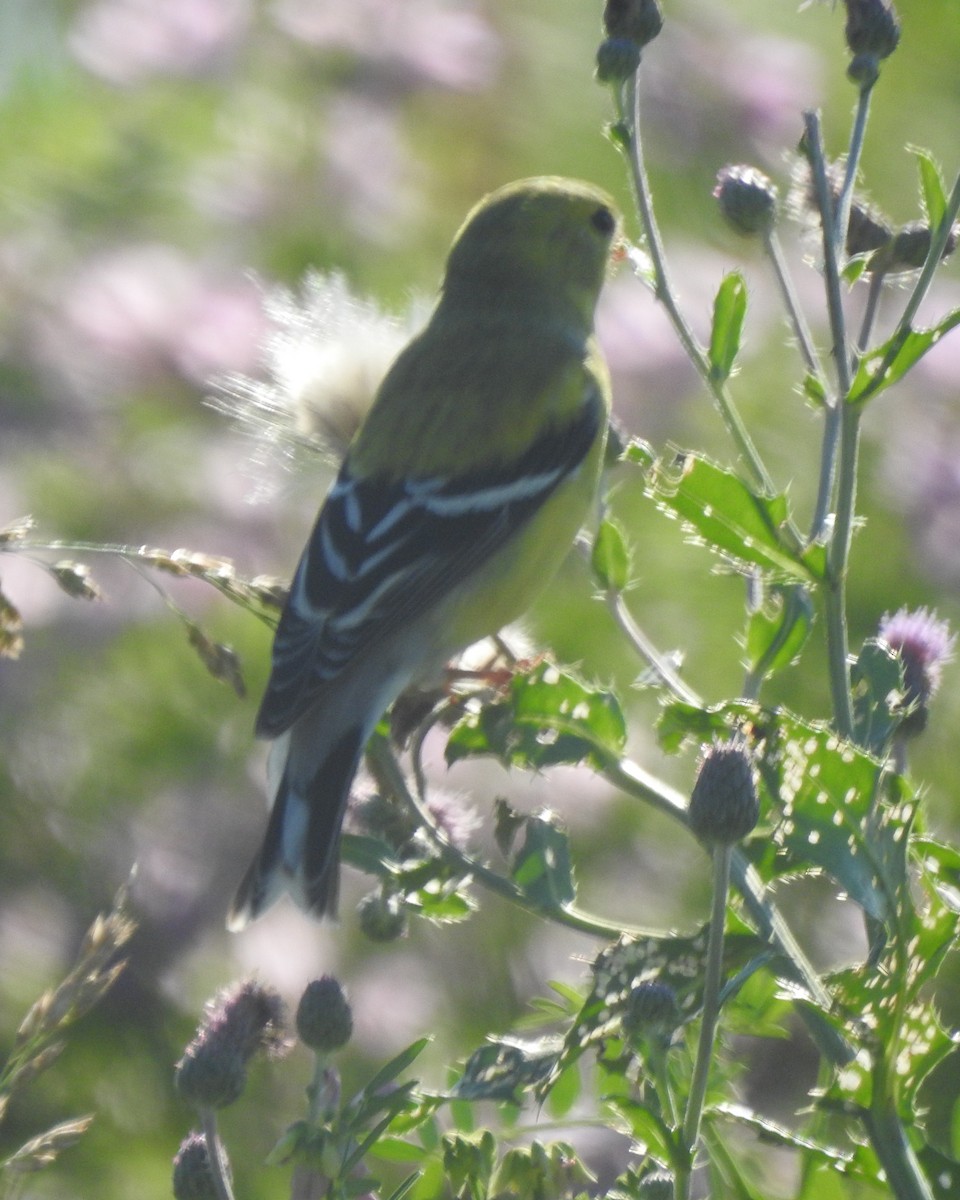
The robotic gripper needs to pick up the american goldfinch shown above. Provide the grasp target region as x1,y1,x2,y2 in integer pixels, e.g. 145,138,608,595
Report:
229,177,620,928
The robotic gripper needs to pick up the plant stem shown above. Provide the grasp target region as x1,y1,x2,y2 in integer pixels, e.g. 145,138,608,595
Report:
602,582,703,707
200,1110,236,1200
617,74,778,502
864,1100,934,1200
856,270,886,353
825,400,861,740
364,734,661,941
764,229,826,386
809,398,842,545
832,82,875,262
803,111,857,737
677,844,732,1199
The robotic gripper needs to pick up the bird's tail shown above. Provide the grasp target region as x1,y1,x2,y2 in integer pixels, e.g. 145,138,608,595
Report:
227,726,366,929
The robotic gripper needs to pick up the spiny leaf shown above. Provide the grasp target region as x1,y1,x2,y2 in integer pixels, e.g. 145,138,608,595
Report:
446,663,626,771
848,307,960,406
910,145,948,228
646,453,825,583
709,272,748,385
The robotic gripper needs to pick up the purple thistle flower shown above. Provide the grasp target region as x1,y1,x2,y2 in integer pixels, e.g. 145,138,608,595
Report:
878,607,955,736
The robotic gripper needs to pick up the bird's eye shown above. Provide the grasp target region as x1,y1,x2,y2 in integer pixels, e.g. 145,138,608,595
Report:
590,205,616,236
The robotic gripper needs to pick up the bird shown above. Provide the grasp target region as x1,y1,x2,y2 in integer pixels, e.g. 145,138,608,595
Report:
228,176,621,928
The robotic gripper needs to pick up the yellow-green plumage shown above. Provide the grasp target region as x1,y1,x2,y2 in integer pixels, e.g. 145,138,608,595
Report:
229,176,620,928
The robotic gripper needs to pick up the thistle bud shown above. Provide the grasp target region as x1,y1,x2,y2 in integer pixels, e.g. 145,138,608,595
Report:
358,889,408,942
713,165,778,237
173,1133,225,1200
843,0,900,61
869,220,959,275
296,976,353,1053
846,199,894,259
175,982,287,1111
596,37,642,83
878,607,955,738
622,981,680,1040
638,1171,675,1199
688,739,759,846
847,52,880,88
792,156,899,267
603,0,663,47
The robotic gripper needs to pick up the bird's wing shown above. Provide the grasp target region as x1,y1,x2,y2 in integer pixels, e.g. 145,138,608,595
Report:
255,387,603,737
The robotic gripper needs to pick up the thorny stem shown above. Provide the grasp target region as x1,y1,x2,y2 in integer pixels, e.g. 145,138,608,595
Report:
763,229,826,386
617,74,780,505
597,574,702,707
856,270,886,354
677,844,732,1200
803,111,856,739
762,226,838,547
305,1054,340,1124
832,82,875,264
199,1110,236,1200
864,1101,935,1200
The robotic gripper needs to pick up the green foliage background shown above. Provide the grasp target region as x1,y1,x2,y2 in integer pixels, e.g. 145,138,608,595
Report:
1,0,959,1195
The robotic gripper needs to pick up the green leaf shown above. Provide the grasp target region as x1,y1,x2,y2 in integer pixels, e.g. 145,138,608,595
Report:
544,1063,581,1119
848,307,960,405
383,1171,422,1200
368,1138,427,1164
545,920,769,1087
455,1038,560,1102
841,255,870,285
623,437,656,469
646,452,825,582
362,1038,430,1100
917,1145,960,1200
709,272,748,384
910,145,948,228
802,371,829,407
442,1130,497,1194
755,717,895,922
603,1095,676,1161
656,698,763,755
744,584,813,683
591,518,631,591
445,662,627,771
712,1103,851,1169
511,812,576,908
850,639,904,754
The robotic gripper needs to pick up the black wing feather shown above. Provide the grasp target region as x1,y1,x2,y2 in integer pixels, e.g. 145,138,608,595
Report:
256,393,602,737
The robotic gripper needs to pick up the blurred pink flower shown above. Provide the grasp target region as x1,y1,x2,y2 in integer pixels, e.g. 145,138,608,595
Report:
322,94,419,236
274,0,500,91
172,278,267,385
70,0,250,85
716,34,820,148
641,21,820,163
33,245,266,397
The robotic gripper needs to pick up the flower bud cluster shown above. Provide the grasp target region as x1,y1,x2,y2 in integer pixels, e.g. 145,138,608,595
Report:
714,165,778,238
175,981,287,1111
296,976,353,1053
596,0,663,82
173,1133,224,1200
688,739,760,846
